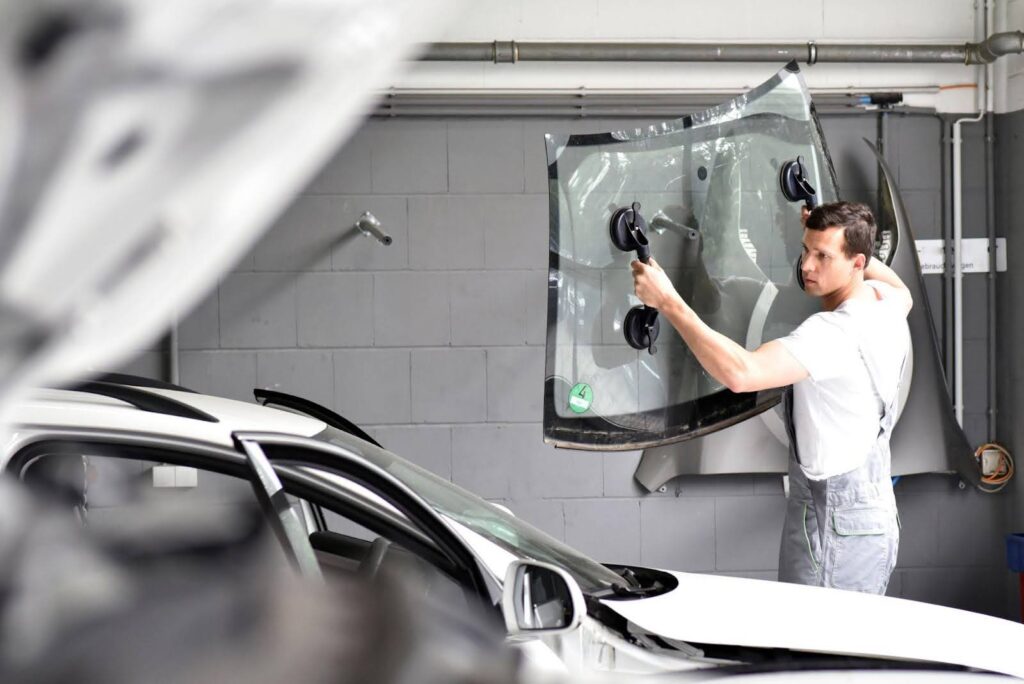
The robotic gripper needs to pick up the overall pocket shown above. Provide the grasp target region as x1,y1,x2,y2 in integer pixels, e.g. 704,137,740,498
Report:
829,505,895,594
779,497,820,585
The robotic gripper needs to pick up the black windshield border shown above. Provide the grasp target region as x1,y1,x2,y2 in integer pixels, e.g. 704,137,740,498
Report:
546,62,798,156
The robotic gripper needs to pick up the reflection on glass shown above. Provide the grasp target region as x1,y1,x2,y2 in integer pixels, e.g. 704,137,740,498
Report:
544,64,838,449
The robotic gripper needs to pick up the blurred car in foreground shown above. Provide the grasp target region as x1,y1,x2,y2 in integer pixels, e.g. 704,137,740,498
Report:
5,375,1024,679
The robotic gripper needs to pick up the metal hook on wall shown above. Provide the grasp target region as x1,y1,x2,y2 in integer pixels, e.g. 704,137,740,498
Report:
355,211,392,246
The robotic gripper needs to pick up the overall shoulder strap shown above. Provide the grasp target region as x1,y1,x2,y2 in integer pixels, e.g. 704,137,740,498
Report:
782,386,803,465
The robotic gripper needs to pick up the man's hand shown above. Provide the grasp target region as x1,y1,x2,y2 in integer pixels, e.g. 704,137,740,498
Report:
631,257,682,311
863,258,913,316
631,257,807,392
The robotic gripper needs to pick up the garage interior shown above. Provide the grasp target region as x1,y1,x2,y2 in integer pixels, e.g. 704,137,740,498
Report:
107,0,1024,621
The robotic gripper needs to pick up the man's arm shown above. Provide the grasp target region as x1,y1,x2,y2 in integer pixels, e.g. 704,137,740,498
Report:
864,258,913,316
632,258,808,393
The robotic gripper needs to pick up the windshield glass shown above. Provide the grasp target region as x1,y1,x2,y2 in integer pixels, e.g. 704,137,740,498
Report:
543,63,837,450
312,425,624,592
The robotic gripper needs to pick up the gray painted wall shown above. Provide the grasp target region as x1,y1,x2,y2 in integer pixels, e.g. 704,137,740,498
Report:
122,111,1012,619
996,109,1024,620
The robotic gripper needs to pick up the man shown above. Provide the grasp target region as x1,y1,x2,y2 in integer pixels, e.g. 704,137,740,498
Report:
632,201,911,594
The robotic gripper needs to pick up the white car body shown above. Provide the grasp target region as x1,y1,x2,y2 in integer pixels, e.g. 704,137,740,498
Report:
6,384,1024,680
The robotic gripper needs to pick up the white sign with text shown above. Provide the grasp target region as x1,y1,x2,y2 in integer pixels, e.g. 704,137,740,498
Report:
914,238,1007,275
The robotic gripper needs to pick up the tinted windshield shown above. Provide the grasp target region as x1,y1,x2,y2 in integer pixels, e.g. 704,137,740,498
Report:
544,64,837,449
312,425,623,592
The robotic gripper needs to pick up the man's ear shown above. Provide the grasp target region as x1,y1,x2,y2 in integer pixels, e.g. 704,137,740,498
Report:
854,253,867,271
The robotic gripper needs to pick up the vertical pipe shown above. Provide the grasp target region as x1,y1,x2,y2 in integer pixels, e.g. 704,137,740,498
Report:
949,0,988,427
986,111,997,439
952,121,965,426
953,113,983,427
942,116,954,390
876,110,887,215
985,0,998,441
169,316,180,385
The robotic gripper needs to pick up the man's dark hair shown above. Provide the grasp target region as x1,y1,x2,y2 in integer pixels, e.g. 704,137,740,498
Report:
805,201,875,267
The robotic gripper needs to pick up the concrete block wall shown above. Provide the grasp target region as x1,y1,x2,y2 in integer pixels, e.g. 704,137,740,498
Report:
996,108,1024,618
121,111,1010,618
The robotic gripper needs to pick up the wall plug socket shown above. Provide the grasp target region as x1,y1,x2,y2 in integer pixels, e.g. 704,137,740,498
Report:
981,449,1001,477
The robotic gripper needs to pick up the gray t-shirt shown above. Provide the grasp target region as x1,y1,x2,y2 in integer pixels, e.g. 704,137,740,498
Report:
776,281,911,480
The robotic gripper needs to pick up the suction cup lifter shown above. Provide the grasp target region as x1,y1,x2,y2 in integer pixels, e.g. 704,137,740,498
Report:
779,156,818,210
610,202,660,355
781,157,818,291
610,201,651,263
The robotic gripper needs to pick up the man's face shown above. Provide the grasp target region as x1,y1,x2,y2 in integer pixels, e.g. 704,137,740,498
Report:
800,226,864,296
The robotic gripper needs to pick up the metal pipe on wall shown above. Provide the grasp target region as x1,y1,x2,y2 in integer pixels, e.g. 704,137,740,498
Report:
876,110,888,218
952,111,982,426
942,116,955,391
372,91,921,118
950,0,992,428
372,104,918,118
169,317,180,386
985,0,998,441
987,110,997,439
422,32,1024,65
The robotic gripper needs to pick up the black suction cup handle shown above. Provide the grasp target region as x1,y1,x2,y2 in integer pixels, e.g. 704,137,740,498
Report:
610,201,651,263
628,202,651,263
634,234,651,264
780,156,818,209
623,305,660,355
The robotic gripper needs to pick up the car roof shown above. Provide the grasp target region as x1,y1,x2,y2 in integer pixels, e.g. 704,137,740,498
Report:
10,381,328,450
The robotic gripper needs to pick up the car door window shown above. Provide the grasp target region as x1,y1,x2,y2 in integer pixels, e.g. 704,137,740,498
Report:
22,452,254,528
543,63,838,449
12,445,473,608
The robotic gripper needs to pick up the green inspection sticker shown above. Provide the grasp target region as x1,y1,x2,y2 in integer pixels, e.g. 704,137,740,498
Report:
568,383,593,414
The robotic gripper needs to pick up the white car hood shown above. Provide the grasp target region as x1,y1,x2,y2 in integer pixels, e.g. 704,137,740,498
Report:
602,571,1024,678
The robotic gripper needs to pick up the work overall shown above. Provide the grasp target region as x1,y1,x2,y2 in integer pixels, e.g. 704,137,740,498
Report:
777,328,903,595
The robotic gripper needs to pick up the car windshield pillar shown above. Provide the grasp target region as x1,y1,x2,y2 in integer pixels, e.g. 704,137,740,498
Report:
237,437,323,580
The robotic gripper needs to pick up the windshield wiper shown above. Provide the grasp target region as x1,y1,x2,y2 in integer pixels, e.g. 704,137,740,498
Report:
590,567,662,599
618,566,642,588
590,582,664,599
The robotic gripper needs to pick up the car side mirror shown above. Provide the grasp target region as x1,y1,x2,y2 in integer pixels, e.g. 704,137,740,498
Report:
501,560,585,638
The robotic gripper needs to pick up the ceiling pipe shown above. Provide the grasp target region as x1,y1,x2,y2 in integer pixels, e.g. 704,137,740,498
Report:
422,32,1024,65
371,90,915,117
376,92,906,106
973,29,1024,63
